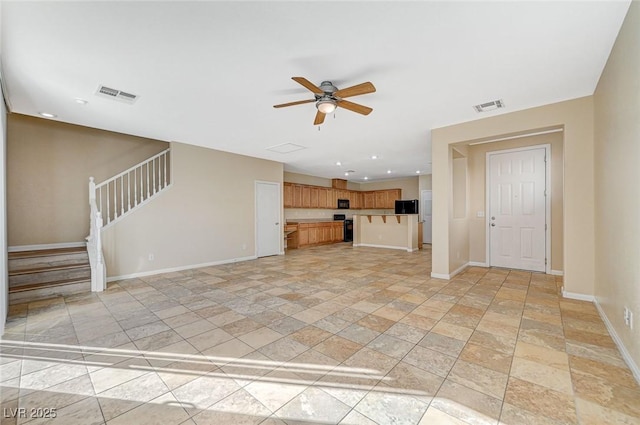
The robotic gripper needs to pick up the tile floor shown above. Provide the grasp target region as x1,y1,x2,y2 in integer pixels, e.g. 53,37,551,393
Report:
1,244,639,425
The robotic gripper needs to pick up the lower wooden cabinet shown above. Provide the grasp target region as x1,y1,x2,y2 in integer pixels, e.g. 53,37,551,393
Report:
288,221,345,249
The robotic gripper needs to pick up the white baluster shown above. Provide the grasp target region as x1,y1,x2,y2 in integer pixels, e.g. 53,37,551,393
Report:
106,183,111,224
134,167,138,206
152,158,156,194
99,186,103,224
120,176,124,216
127,171,131,211
163,152,167,187
147,163,150,198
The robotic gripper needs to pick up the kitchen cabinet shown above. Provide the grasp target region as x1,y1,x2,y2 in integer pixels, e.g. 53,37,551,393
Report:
349,191,358,209
287,221,346,248
302,186,311,208
374,191,387,209
363,192,375,209
283,183,293,208
333,222,344,241
318,188,329,208
283,182,401,210
298,224,309,245
293,184,303,208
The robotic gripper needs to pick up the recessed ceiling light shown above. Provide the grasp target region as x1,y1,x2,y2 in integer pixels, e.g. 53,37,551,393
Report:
38,112,57,118
75,98,88,105
344,172,349,176
336,161,341,166
371,155,377,160
364,177,368,180
387,170,392,174
416,170,421,174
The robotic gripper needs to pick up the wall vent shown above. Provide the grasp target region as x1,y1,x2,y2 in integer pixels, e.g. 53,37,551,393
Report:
95,85,139,104
473,99,504,113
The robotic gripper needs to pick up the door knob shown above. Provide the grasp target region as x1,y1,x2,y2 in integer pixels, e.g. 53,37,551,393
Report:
275,222,279,225
491,223,496,227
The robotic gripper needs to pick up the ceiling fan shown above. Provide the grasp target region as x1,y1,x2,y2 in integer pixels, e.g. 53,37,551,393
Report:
273,77,376,125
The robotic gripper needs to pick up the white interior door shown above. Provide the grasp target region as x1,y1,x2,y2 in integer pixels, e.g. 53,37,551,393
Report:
488,147,547,272
256,181,281,257
421,189,432,244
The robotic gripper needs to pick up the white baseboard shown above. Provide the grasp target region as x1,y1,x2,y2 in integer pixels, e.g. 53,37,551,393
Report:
353,243,413,252
8,242,86,252
550,269,564,276
430,262,469,280
594,298,640,385
107,255,258,282
468,261,488,267
561,290,595,302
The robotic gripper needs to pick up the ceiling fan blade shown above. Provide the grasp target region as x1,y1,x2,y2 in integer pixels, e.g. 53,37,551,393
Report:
292,77,324,94
314,110,326,125
273,99,315,108
337,99,373,115
334,82,376,98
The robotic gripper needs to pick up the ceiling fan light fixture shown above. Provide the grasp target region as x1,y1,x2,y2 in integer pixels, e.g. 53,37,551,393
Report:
317,99,337,114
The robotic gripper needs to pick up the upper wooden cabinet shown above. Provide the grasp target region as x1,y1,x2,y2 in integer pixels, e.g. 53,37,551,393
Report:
283,183,293,208
283,182,401,210
363,192,375,209
378,189,401,209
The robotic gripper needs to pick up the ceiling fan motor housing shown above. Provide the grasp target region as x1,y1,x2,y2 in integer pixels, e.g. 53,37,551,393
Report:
320,81,338,94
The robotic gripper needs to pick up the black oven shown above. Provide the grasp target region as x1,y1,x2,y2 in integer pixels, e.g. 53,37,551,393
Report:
337,199,350,209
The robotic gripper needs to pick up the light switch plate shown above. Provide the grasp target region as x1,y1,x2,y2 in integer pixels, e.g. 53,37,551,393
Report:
477,211,485,218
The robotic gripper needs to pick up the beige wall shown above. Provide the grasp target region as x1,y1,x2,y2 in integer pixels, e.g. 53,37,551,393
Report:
102,142,283,278
466,132,564,271
432,96,594,295
7,114,169,246
360,176,419,200
594,1,640,371
418,174,432,192
284,172,333,188
1,87,7,334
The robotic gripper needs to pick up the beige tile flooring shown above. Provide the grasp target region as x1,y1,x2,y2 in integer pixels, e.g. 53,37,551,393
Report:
1,244,639,425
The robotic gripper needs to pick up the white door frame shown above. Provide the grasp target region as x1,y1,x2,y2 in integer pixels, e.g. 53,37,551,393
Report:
485,144,551,273
420,189,432,244
255,180,282,258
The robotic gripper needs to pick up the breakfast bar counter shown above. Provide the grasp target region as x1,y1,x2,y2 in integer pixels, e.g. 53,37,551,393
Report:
353,214,419,252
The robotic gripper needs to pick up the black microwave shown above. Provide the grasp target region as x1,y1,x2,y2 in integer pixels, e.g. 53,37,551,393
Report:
337,199,350,209
395,199,419,214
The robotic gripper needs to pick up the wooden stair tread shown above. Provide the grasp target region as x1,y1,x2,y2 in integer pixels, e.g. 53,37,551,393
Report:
9,263,90,276
8,277,91,293
9,246,87,260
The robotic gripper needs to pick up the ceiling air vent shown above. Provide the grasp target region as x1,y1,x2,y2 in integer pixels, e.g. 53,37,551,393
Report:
473,99,504,113
96,85,139,104
266,143,307,154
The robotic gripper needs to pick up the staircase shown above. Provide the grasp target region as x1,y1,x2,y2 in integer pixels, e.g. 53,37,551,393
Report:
7,147,172,303
8,246,91,304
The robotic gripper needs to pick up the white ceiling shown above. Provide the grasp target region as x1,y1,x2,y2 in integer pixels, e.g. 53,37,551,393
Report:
1,1,630,182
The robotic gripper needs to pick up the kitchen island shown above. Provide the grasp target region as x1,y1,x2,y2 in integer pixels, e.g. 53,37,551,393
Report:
353,214,419,252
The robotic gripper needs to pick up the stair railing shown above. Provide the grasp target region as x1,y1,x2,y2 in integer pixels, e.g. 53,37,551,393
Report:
93,148,171,226
87,177,106,292
87,148,171,291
